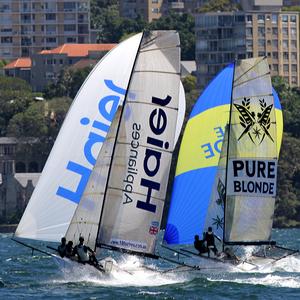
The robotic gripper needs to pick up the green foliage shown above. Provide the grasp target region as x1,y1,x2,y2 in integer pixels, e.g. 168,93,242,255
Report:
0,76,34,136
7,102,48,138
44,67,92,99
182,75,197,93
147,12,195,60
196,0,241,12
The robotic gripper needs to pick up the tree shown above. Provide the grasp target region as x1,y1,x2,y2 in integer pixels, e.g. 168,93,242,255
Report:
0,76,34,135
196,0,241,12
182,75,197,93
147,12,195,60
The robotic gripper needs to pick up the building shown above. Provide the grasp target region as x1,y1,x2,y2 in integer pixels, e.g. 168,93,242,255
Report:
119,0,203,22
283,0,300,6
195,9,300,88
0,137,40,223
3,57,31,83
4,43,116,91
0,0,90,61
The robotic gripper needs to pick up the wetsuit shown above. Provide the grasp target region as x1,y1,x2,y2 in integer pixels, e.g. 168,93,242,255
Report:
205,232,218,257
57,244,66,258
194,239,207,254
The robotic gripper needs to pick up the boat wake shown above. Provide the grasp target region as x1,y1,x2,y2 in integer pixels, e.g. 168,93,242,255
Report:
52,255,188,287
208,274,300,289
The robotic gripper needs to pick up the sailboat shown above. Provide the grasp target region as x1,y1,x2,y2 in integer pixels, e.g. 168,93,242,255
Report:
13,30,185,274
164,57,298,270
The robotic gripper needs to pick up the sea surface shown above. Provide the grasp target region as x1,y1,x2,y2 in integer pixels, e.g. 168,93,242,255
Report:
1,228,300,299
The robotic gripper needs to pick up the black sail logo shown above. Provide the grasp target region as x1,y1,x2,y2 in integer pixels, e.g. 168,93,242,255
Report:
234,97,274,144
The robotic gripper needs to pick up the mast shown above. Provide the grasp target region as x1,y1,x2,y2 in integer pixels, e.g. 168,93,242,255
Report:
223,61,236,251
95,32,145,252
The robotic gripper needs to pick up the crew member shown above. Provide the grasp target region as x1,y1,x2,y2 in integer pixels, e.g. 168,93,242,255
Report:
204,227,219,257
58,237,67,258
194,235,207,255
73,237,98,265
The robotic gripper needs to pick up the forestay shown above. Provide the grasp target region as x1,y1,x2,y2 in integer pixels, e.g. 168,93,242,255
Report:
15,34,143,242
97,31,181,256
224,57,277,243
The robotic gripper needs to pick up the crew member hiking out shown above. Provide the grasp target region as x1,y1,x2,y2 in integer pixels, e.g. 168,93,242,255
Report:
58,237,67,258
194,234,207,255
204,227,220,257
73,237,99,266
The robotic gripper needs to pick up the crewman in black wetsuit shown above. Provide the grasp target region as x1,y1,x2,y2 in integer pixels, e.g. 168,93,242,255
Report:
194,235,207,255
58,237,67,258
65,241,74,258
204,227,218,257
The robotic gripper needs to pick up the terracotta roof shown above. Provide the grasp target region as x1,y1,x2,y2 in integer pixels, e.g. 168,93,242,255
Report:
39,43,116,57
4,58,32,69
69,58,98,70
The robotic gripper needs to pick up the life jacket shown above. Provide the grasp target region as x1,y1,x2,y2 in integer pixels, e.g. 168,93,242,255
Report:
77,245,89,262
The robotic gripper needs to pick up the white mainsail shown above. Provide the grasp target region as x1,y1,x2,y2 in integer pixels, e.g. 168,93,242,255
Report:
97,31,181,256
225,57,278,243
15,33,143,241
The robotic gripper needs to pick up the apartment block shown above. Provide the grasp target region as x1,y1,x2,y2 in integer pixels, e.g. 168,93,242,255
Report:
119,0,201,22
0,0,90,60
195,10,300,88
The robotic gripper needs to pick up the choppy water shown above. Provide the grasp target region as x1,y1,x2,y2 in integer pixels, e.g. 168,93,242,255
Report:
1,229,300,299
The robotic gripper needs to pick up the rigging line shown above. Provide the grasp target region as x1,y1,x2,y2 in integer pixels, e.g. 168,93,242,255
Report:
223,61,236,251
125,100,179,111
106,186,166,203
133,70,181,75
233,56,265,83
233,72,271,88
139,44,180,53
94,32,145,253
116,141,173,154
233,93,273,101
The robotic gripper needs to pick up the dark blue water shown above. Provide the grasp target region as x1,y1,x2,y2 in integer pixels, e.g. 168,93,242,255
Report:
1,229,300,299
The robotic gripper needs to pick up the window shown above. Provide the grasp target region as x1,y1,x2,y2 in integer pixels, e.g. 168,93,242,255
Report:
64,2,76,11
152,8,159,13
272,52,278,59
292,77,297,84
246,27,252,36
291,40,297,49
258,15,265,23
291,52,297,60
272,28,278,35
1,36,12,43
283,64,289,72
272,40,278,48
258,39,265,47
291,28,296,37
273,64,278,72
282,40,288,49
246,15,252,23
246,39,253,48
258,51,265,56
290,15,296,23
283,52,289,60
282,15,288,23
46,37,56,43
282,28,288,36
45,13,56,20
258,27,265,36
247,52,253,58
292,65,297,72
64,24,76,32
272,14,278,24
66,37,76,42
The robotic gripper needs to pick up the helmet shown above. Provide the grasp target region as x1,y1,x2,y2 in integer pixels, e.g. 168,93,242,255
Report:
79,236,84,242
